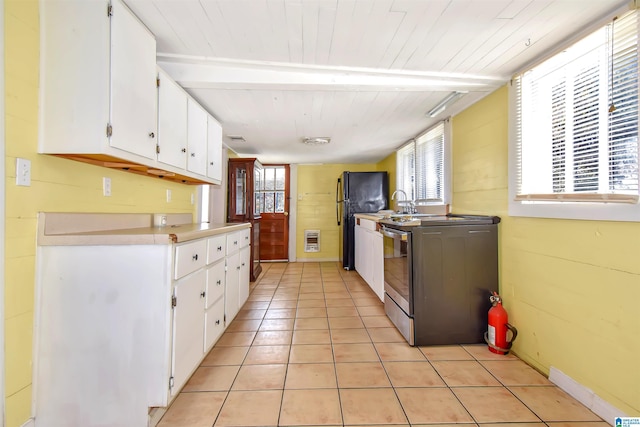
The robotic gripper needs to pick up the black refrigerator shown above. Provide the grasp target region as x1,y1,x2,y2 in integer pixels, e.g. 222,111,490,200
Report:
336,171,389,270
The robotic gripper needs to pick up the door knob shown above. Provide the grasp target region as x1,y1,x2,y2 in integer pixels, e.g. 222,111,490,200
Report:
284,212,289,216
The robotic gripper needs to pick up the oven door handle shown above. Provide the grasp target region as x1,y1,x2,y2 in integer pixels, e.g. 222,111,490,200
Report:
380,227,408,241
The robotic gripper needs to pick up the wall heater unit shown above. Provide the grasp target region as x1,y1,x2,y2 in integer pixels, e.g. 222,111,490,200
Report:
304,230,320,252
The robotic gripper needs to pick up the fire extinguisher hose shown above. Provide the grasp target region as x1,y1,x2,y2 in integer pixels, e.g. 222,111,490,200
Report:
484,323,518,354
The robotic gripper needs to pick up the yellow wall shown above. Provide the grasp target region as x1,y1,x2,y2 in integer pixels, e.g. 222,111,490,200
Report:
376,152,396,196
5,2,197,425
452,86,640,415
296,163,382,260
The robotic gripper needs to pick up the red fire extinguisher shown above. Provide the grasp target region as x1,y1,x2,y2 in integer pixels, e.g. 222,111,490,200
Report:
485,292,518,354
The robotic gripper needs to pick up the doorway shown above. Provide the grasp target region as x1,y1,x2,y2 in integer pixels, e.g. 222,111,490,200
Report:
258,165,290,261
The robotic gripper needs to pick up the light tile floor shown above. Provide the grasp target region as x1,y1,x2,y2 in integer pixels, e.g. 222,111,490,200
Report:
158,262,608,427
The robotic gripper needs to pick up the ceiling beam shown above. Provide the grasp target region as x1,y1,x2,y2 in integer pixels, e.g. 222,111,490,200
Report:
157,54,506,92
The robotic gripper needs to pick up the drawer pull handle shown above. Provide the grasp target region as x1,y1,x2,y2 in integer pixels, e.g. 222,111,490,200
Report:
217,246,222,251
192,254,199,261
181,148,186,153
148,132,155,138
200,291,205,298
191,153,196,157
234,241,238,245
236,266,241,270
241,263,245,266
215,320,220,325
216,280,221,285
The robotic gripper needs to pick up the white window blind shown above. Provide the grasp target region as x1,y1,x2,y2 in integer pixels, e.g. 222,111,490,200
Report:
514,10,639,204
415,122,445,203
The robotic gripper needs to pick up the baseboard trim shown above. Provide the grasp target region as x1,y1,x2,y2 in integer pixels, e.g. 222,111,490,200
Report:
549,366,626,426
20,418,35,427
295,257,339,263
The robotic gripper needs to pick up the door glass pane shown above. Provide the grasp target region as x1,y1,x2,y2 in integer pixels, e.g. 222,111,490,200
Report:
265,167,275,190
275,192,285,212
264,192,275,212
275,167,285,190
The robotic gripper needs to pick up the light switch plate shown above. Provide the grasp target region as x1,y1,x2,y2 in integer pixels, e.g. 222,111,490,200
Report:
16,158,31,186
166,189,172,202
102,177,112,196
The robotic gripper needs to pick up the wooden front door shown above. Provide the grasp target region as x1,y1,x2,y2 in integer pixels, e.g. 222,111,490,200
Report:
259,165,290,261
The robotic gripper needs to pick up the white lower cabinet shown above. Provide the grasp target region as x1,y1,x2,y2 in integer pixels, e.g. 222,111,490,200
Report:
225,250,241,324
225,228,251,324
239,245,251,305
171,269,206,396
354,218,385,301
34,224,251,427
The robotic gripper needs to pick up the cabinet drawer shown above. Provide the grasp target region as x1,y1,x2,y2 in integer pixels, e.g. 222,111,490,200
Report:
360,218,378,231
174,239,207,279
207,234,226,264
239,228,251,248
204,297,225,352
226,231,242,254
205,260,225,309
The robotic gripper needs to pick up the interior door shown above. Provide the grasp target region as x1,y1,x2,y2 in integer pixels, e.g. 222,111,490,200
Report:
259,165,290,261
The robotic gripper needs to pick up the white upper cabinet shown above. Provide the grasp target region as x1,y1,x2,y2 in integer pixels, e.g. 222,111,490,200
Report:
39,0,157,160
109,0,158,159
187,98,208,176
207,115,223,182
39,0,223,185
157,68,188,169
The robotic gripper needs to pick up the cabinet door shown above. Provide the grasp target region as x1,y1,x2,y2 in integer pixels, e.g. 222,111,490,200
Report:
225,251,240,323
205,296,225,352
171,270,205,396
238,246,251,309
110,0,157,159
206,259,225,309
207,115,223,182
157,69,187,168
187,98,208,176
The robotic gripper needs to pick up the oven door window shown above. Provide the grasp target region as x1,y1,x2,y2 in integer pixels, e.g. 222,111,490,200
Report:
383,233,409,303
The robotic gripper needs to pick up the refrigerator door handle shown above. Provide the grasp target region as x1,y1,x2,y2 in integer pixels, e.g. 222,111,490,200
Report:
336,178,342,225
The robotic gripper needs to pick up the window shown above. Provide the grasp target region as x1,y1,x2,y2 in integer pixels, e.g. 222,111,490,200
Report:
258,165,286,213
510,9,640,221
396,121,449,206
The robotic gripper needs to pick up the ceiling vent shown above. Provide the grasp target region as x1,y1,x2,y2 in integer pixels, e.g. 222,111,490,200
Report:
302,137,331,145
228,135,246,143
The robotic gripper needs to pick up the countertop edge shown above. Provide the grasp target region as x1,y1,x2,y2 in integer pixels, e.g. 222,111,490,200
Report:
37,212,251,246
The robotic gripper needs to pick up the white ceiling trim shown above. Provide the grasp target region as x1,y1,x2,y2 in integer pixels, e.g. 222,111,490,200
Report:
157,54,506,92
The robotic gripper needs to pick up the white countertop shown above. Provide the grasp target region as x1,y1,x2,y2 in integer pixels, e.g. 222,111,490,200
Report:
37,212,250,246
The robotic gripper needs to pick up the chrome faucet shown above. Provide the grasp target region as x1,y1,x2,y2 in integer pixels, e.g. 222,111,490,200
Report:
391,189,407,201
391,190,416,214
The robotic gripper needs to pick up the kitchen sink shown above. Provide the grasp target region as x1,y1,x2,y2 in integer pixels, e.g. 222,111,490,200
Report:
389,213,440,218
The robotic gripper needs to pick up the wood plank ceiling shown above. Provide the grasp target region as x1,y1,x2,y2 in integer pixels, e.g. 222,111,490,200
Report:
125,0,629,164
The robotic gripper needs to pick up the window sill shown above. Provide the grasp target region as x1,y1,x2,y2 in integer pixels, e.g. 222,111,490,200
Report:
509,198,640,222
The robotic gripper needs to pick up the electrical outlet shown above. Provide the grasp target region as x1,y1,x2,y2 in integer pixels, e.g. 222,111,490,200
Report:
102,177,112,196
166,189,172,202
16,158,31,186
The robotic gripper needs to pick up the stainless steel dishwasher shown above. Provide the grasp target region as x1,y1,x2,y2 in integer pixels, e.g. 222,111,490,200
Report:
380,214,500,346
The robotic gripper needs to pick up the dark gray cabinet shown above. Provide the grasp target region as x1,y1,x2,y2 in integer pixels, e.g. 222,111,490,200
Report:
411,223,498,345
